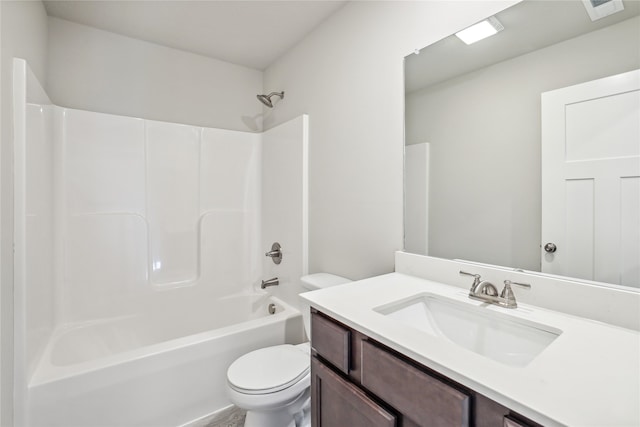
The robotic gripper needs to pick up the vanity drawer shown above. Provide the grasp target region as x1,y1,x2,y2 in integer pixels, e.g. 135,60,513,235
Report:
311,311,350,374
312,357,396,427
361,340,471,427
503,415,538,427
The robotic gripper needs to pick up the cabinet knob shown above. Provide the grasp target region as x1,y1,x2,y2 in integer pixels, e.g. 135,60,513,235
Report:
544,243,557,253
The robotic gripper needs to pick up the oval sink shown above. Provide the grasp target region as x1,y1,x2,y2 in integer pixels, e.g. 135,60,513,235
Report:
375,294,562,367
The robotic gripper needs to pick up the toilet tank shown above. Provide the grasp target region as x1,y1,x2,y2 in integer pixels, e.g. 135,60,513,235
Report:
300,273,352,340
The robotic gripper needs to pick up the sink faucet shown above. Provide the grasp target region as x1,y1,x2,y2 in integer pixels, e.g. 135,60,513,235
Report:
459,270,499,297
459,271,530,309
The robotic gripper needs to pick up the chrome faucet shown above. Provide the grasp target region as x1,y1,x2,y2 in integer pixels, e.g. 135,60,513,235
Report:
460,270,499,298
261,277,279,289
459,271,530,309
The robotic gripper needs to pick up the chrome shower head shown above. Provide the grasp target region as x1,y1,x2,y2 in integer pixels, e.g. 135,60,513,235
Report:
257,91,284,108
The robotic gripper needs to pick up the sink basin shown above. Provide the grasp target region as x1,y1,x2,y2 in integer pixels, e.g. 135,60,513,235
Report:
375,294,561,367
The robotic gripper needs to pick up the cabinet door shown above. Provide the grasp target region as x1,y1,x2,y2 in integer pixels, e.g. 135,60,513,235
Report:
311,312,351,374
475,394,542,427
311,357,396,427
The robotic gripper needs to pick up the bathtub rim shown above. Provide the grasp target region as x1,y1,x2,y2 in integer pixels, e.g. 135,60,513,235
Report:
29,294,301,388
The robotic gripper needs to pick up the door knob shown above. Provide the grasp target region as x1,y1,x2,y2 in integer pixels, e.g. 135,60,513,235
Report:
544,243,557,253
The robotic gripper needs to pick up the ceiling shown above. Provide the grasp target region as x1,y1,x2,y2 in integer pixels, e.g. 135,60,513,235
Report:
405,0,640,93
43,0,347,70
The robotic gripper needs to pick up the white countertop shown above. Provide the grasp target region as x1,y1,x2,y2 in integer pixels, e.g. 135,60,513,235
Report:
301,272,640,427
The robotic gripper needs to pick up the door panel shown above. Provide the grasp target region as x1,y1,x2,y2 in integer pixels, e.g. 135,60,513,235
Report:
565,89,640,161
542,69,640,287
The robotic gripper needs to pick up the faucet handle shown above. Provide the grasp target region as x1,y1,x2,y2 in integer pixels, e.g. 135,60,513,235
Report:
459,270,481,286
265,242,282,265
504,279,531,289
500,280,531,308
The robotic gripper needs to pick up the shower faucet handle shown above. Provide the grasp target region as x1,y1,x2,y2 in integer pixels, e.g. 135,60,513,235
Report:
265,242,282,264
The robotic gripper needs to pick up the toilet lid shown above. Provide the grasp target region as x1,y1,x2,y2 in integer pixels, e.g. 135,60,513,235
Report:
227,344,310,394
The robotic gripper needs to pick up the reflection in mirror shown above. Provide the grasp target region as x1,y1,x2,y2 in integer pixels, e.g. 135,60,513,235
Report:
404,0,640,289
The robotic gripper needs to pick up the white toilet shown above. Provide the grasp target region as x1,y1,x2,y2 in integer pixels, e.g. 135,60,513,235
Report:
226,273,352,427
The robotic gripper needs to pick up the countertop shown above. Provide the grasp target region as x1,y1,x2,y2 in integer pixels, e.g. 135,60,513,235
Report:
301,272,640,427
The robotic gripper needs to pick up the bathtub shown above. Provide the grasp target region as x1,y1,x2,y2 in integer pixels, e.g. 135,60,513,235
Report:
27,294,304,427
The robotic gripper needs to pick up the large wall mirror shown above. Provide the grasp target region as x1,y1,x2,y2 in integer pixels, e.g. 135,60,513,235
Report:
404,0,640,290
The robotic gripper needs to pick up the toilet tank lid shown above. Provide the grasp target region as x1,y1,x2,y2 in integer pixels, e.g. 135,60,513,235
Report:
301,273,352,290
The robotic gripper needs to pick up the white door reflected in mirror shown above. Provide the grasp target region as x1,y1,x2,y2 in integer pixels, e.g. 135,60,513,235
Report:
541,69,640,287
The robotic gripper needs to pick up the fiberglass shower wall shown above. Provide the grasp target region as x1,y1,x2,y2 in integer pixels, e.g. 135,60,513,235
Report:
56,109,262,324
14,60,56,397
15,57,273,376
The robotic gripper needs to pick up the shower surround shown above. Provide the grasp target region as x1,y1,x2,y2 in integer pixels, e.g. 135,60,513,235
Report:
13,59,308,426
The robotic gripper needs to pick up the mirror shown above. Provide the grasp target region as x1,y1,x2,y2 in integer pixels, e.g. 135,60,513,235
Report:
404,0,640,289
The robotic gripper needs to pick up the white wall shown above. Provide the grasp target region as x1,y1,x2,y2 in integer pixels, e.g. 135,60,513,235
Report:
47,17,264,132
405,16,640,271
263,1,518,280
0,1,49,424
261,115,309,309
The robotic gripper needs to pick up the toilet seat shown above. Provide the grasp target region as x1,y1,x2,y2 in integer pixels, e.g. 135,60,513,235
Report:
227,344,310,395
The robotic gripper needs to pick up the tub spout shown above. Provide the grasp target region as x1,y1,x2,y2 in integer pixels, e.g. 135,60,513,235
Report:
261,277,279,289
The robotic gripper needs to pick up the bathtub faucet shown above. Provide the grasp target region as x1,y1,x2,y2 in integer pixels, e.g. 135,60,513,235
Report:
261,277,279,289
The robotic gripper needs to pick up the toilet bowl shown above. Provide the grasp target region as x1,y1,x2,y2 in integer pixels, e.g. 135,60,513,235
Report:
225,273,351,427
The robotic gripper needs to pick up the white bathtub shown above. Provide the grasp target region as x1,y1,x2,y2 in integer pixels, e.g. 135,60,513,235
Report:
27,294,304,427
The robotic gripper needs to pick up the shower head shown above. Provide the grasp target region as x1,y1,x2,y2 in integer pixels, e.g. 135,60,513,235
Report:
257,91,285,108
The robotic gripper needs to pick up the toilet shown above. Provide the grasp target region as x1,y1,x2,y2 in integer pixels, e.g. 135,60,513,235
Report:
226,273,352,427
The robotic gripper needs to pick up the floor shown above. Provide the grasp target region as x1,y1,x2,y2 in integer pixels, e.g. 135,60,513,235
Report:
192,406,246,427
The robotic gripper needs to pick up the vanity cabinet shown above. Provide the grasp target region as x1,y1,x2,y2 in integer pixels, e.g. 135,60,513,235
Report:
311,357,396,427
310,310,542,427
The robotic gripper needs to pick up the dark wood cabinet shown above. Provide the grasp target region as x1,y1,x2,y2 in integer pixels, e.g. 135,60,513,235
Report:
361,340,471,427
503,415,536,427
311,309,542,427
311,312,351,375
311,357,397,427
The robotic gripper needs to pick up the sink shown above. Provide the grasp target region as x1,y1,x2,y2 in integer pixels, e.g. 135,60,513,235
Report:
375,294,561,367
